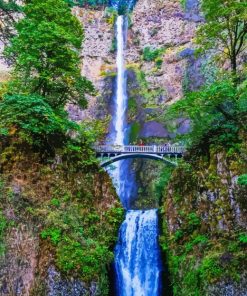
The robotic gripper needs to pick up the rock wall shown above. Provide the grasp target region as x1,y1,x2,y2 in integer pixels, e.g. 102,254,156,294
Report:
68,0,203,132
0,151,123,296
160,143,247,296
68,7,116,122
71,0,204,207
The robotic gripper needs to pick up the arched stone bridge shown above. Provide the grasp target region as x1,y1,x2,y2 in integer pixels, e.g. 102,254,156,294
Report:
94,145,185,167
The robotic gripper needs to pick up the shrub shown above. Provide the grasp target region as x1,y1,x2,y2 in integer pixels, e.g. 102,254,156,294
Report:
237,174,247,186
142,46,165,62
0,94,78,152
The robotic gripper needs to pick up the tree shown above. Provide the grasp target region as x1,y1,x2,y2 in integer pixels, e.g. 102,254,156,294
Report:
0,94,78,153
65,0,108,7
197,0,247,79
165,79,246,153
4,0,94,109
0,0,20,44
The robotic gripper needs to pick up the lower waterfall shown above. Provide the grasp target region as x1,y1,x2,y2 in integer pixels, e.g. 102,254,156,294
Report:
114,210,162,296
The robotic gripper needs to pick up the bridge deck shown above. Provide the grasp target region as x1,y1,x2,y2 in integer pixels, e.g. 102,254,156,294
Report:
94,145,185,156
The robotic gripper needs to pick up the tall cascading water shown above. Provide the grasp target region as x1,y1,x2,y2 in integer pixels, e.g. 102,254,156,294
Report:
107,14,137,208
115,210,162,296
107,2,163,295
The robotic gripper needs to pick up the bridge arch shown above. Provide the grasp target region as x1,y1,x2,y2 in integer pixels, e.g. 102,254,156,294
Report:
94,145,184,167
100,153,178,167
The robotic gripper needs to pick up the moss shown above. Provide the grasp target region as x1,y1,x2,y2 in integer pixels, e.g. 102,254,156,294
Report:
180,0,187,10
126,63,165,106
127,97,138,121
129,122,141,143
160,143,247,295
104,7,118,26
100,70,117,78
142,46,165,63
0,149,124,292
0,210,7,256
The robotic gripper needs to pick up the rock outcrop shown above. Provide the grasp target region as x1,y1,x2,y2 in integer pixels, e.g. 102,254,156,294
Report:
161,143,247,296
0,151,123,296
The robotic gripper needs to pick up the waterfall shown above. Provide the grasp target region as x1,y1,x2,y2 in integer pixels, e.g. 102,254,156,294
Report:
108,14,137,208
112,15,128,199
115,16,126,147
115,210,162,296
108,6,163,296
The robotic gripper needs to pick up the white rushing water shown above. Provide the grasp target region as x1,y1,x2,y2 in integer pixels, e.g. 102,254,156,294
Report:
115,210,162,296
109,15,129,202
115,15,126,146
109,12,162,296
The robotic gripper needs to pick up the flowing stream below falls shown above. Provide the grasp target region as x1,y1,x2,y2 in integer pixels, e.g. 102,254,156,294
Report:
106,7,163,295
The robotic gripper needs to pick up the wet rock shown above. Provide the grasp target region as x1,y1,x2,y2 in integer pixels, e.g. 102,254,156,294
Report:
140,121,169,138
176,118,191,135
47,266,98,296
207,275,247,296
178,48,195,59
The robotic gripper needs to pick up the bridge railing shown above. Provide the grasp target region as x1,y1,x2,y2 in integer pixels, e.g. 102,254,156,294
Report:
94,145,185,154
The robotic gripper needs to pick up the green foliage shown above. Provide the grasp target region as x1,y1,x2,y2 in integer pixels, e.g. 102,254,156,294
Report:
40,188,124,284
127,65,165,107
0,0,19,10
184,235,208,253
0,0,21,43
199,256,223,283
41,228,62,244
239,233,247,244
180,0,186,10
142,46,165,68
128,97,138,120
155,166,174,200
60,119,108,170
110,37,117,53
0,94,78,150
187,213,201,229
65,0,108,7
129,122,141,143
237,174,247,186
50,198,61,207
5,0,94,109
196,0,247,75
105,7,118,26
0,210,7,256
174,229,184,242
166,79,245,153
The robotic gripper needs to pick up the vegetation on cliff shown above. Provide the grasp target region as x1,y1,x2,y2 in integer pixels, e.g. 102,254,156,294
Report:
0,0,123,293
159,0,247,295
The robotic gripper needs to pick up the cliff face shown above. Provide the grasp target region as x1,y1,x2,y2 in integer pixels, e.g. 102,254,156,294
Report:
0,0,202,129
67,7,116,122
160,141,247,296
127,0,202,103
70,0,204,207
0,151,123,295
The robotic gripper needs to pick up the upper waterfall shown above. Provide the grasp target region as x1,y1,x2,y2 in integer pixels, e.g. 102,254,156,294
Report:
115,15,126,146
